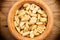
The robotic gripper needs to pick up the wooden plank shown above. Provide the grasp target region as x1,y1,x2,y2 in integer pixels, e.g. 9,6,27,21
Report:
0,0,60,40
0,0,17,2
1,8,11,15
0,2,16,8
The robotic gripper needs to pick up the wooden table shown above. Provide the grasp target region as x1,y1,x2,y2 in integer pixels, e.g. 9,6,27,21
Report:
0,0,60,40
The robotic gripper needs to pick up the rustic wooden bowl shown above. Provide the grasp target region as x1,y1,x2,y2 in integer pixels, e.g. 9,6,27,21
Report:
8,0,53,40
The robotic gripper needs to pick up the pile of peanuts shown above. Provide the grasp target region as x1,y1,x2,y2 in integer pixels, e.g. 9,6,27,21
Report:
13,3,47,38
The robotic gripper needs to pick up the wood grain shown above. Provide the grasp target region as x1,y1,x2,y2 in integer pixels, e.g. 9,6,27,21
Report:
0,0,60,40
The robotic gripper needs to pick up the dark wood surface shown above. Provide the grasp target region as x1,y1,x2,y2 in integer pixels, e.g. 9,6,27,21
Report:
0,0,60,40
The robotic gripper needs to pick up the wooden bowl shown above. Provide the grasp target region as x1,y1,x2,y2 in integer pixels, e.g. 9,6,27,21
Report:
8,0,53,40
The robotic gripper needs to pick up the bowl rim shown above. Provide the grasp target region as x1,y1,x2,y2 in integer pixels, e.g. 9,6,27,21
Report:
8,0,53,40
